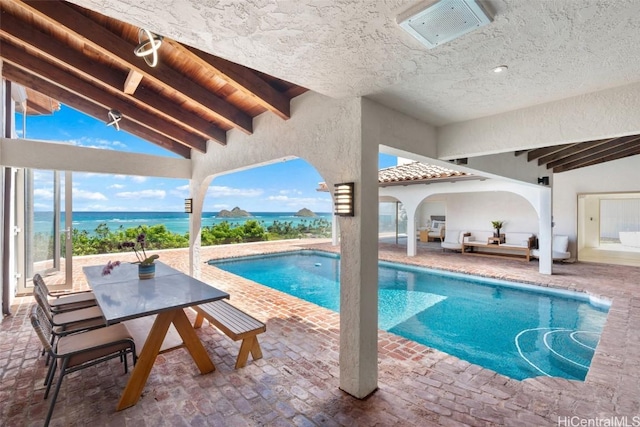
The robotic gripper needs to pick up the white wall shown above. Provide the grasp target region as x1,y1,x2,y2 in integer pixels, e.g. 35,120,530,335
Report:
361,99,437,161
380,181,541,234
438,82,640,159
444,192,538,234
554,155,640,256
465,152,549,186
416,200,446,228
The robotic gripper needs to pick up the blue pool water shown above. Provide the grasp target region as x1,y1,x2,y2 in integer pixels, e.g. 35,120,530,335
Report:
209,250,610,380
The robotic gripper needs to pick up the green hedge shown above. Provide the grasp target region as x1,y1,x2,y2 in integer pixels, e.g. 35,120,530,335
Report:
59,218,331,257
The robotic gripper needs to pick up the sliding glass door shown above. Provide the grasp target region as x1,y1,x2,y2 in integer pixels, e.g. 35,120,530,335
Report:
20,169,73,293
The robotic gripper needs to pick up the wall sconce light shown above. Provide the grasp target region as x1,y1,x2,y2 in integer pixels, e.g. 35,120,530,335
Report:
537,176,550,186
106,109,122,130
184,198,193,214
134,28,163,67
334,182,354,216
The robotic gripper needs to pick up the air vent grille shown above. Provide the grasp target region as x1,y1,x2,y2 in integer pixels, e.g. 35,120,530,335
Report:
398,0,492,49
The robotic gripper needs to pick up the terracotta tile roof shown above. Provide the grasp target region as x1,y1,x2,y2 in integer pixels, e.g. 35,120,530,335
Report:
378,161,471,184
315,162,472,192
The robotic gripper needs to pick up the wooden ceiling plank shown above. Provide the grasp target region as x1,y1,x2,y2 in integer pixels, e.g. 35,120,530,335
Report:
123,69,143,94
552,138,640,172
3,64,191,158
546,136,640,169
25,101,54,115
22,0,254,134
0,11,226,145
554,145,640,173
537,139,612,166
526,144,573,162
1,44,205,153
174,42,291,120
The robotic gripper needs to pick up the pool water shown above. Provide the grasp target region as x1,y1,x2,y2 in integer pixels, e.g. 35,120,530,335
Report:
209,250,609,380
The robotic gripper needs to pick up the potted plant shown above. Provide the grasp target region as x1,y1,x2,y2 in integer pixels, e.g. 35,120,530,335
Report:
102,233,159,279
491,220,504,238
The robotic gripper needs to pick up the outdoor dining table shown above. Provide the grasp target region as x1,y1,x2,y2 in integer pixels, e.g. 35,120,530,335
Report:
82,261,229,410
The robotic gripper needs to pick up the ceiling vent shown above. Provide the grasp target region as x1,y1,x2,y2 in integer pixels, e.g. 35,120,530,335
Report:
398,0,492,49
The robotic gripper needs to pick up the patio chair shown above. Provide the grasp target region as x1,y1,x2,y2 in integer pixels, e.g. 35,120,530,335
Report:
33,274,96,313
33,284,106,366
30,305,136,427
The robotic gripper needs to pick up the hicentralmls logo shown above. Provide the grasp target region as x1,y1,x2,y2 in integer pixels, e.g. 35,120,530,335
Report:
557,416,640,427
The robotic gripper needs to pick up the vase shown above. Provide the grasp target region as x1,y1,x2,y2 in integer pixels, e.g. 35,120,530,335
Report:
494,229,501,238
138,263,156,280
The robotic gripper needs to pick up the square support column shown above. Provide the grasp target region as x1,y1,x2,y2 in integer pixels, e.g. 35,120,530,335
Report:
538,187,553,275
338,143,379,398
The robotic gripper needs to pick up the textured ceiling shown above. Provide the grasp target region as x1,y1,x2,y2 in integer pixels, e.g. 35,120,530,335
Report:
67,0,640,126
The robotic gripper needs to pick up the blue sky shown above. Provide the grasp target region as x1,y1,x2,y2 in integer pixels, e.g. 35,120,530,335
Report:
20,105,397,213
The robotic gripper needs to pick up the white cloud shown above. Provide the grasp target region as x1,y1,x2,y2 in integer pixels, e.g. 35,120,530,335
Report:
207,185,263,197
211,204,229,209
279,189,302,195
175,184,190,191
108,184,125,189
268,195,290,201
115,189,166,199
73,189,108,201
33,188,54,199
66,137,127,150
32,170,54,183
132,176,147,183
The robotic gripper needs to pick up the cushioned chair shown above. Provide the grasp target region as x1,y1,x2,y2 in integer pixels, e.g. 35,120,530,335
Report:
33,274,96,313
441,230,469,251
428,225,446,242
33,284,106,366
30,305,136,427
530,235,571,261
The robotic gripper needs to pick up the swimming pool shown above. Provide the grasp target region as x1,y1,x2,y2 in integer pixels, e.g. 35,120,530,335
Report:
209,250,610,380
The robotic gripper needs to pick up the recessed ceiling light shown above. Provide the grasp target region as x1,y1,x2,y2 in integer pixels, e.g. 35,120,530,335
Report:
492,65,509,73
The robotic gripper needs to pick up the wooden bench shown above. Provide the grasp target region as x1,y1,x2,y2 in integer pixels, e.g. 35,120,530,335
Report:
461,241,532,261
192,300,266,369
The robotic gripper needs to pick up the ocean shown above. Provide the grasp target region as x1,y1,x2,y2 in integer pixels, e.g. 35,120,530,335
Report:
34,211,333,236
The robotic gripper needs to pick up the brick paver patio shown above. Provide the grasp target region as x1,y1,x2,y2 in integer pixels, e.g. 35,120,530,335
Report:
1,239,639,426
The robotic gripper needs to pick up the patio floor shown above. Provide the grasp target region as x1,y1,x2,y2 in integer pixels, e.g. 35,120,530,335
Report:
1,238,639,426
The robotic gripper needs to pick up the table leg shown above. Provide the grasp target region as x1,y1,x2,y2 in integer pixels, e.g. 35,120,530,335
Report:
117,310,175,410
171,309,216,374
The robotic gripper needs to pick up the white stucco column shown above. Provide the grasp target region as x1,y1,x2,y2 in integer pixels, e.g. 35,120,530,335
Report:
537,186,553,275
188,179,206,279
338,132,379,399
406,205,417,257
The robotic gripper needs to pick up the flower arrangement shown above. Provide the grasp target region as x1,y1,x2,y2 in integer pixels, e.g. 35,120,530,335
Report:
102,233,159,275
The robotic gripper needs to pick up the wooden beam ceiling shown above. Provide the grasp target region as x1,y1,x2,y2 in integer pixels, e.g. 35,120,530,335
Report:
517,136,640,173
171,42,291,120
0,0,307,158
1,42,208,152
0,12,225,147
3,63,192,158
24,1,254,133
